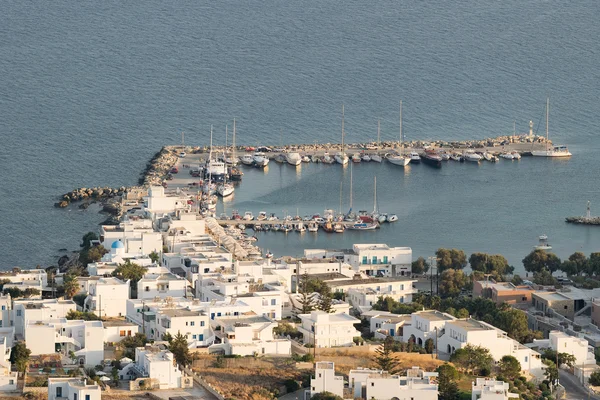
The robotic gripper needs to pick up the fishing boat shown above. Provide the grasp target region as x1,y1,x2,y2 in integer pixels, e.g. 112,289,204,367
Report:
241,154,254,166
286,152,302,166
308,221,319,232
322,220,334,233
450,153,464,162
334,222,345,233
532,98,572,157
361,154,371,162
281,224,292,233
464,150,482,163
421,150,442,168
409,152,421,164
534,234,552,250
347,221,379,230
352,153,362,163
229,166,243,181
253,152,270,168
335,105,349,165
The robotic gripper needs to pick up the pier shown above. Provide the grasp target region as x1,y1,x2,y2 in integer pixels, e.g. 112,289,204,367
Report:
566,201,600,226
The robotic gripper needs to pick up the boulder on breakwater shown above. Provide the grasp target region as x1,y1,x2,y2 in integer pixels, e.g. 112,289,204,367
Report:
57,186,127,205
139,146,179,187
566,216,600,225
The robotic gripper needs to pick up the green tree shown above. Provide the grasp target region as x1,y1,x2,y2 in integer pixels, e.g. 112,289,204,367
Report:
296,272,316,314
450,344,493,375
317,289,333,314
455,308,470,319
10,342,31,373
424,338,434,354
541,349,577,368
311,392,343,400
170,332,192,367
80,232,98,250
468,253,513,278
112,260,147,293
436,248,467,272
561,252,588,276
66,310,101,321
497,355,521,381
437,363,459,400
588,252,600,276
438,269,468,298
374,336,398,374
532,269,557,285
63,273,79,299
162,332,174,344
411,257,430,275
522,250,561,274
149,251,160,264
496,308,530,343
0,279,12,292
588,370,600,386
543,359,558,388
85,245,107,264
120,333,148,349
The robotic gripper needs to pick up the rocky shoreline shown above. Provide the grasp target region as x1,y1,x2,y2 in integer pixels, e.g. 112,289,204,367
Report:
565,216,600,225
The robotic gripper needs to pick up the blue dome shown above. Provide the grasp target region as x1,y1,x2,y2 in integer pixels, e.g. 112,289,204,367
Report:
111,240,124,249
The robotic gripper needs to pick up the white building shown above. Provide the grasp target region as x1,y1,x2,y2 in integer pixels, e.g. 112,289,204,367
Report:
152,308,212,347
83,276,130,317
119,345,192,389
0,269,48,292
437,318,544,379
304,244,413,277
0,337,17,391
471,378,519,400
355,366,438,400
24,319,104,367
403,310,456,347
0,294,11,329
13,299,76,339
310,362,344,398
48,378,101,400
138,272,188,300
346,280,416,312
298,311,361,348
100,215,162,256
531,330,596,367
144,186,191,217
368,313,411,340
103,320,140,344
210,315,291,356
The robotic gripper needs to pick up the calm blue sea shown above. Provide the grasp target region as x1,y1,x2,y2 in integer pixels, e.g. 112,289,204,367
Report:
1,1,599,272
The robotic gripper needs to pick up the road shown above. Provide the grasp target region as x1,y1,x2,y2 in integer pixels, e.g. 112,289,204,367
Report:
559,369,600,400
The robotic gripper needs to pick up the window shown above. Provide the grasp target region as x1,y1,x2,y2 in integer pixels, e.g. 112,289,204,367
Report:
145,286,150,292
1,306,4,311
74,394,78,400
56,387,62,397
371,383,375,387
186,322,189,326
362,256,367,264
383,256,388,264
8,380,13,385
86,395,90,400
564,305,568,309
119,330,126,337
318,373,322,378
16,310,21,317
192,335,197,339
190,321,195,326
199,334,204,341
271,299,276,305
372,256,377,264
200,321,205,327
217,312,221,317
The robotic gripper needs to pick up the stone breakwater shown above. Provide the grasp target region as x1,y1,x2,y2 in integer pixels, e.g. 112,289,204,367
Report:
138,146,180,186
55,187,127,208
565,216,600,225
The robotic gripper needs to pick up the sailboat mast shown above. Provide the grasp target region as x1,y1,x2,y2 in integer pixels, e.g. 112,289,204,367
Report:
342,104,345,155
546,97,550,151
209,125,213,160
400,100,403,154
373,176,377,214
339,181,343,214
377,120,380,147
225,125,228,148
232,119,236,161
349,162,353,210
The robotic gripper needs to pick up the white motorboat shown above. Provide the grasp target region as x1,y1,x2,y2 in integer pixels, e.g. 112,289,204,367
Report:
308,221,319,232
387,214,398,222
253,152,270,168
347,221,379,230
371,153,382,163
512,151,521,160
335,152,349,165
217,183,234,197
378,214,387,223
243,211,254,221
352,153,362,163
532,98,572,157
500,152,514,160
450,153,464,162
440,152,451,161
257,211,267,221
534,234,552,250
387,152,411,166
286,152,302,166
464,151,482,163
322,152,335,164
361,154,371,162
409,151,421,164
238,223,246,230
241,154,255,166
483,152,493,161
302,155,310,163
296,222,306,232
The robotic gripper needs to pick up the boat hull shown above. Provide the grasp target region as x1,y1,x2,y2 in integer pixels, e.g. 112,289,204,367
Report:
421,155,442,168
531,150,572,157
387,156,410,166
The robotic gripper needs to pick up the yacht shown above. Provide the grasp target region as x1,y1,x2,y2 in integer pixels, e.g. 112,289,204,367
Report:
347,221,379,230
499,152,514,160
371,153,382,163
243,211,254,221
216,183,234,197
409,151,421,164
308,221,319,232
361,154,371,162
257,211,267,221
285,152,302,166
352,153,362,163
335,152,349,165
333,222,345,233
322,152,335,164
240,154,255,166
387,152,411,166
532,98,572,157
296,222,306,232
253,152,270,168
421,150,442,168
464,151,482,163
534,234,552,250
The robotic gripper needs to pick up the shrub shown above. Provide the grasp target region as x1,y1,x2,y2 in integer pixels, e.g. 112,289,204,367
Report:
284,379,300,393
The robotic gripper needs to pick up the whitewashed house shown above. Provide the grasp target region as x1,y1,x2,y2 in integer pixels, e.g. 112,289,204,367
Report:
346,279,417,312
352,366,438,400
402,310,456,347
13,299,76,339
137,272,188,300
48,378,101,400
471,378,519,400
144,186,191,217
437,318,544,379
83,276,130,317
0,294,11,329
153,308,212,347
298,311,361,348
0,337,17,391
25,319,104,366
531,330,596,367
103,320,140,344
310,362,344,398
210,315,291,356
100,216,162,256
369,313,411,340
118,345,193,389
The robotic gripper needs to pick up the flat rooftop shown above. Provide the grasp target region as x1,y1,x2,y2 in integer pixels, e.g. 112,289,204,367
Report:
450,319,493,331
534,291,572,302
160,309,205,318
415,310,455,322
102,319,139,327
328,277,416,287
